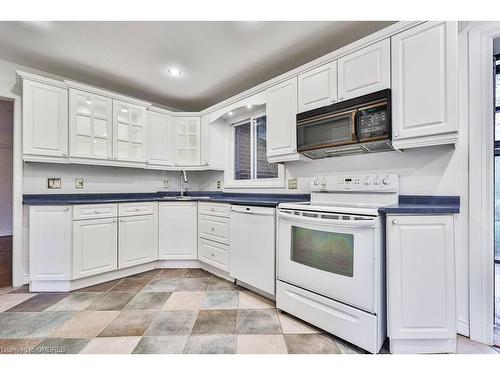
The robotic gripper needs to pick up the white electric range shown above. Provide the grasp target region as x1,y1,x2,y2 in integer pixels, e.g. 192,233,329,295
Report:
276,173,399,354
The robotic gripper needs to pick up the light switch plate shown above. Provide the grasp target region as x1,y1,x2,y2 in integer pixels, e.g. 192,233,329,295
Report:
163,179,169,189
47,178,61,189
75,178,84,189
288,178,298,190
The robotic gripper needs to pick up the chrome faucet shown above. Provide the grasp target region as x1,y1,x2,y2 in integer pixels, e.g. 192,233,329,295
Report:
180,170,189,196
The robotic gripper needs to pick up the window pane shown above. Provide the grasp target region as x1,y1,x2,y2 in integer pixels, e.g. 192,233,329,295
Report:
496,72,500,141
234,122,251,180
255,116,278,179
291,226,354,277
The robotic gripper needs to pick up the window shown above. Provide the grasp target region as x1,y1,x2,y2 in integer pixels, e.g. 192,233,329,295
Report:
226,113,283,188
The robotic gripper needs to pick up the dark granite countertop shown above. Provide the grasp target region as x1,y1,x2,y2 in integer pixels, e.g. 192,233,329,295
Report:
22,191,310,208
378,195,460,214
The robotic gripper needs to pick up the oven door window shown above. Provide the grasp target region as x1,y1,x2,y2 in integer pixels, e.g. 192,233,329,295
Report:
291,226,354,277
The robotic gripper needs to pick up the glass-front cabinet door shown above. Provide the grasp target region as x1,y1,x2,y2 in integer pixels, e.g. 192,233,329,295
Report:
113,100,146,163
69,89,112,160
174,117,201,166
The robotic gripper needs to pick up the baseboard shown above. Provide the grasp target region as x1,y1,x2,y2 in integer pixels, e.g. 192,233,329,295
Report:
457,319,470,337
155,260,201,269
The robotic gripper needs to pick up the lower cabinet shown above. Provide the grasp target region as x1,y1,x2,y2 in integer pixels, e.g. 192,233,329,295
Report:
158,202,198,260
73,217,118,279
29,206,72,281
119,214,157,268
386,214,456,353
198,238,229,272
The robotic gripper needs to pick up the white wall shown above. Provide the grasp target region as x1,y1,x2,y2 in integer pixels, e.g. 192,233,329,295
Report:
0,99,13,236
23,163,220,194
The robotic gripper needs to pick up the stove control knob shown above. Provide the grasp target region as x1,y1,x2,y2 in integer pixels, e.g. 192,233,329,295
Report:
363,177,371,185
320,178,327,187
313,178,319,186
373,176,381,185
382,176,391,185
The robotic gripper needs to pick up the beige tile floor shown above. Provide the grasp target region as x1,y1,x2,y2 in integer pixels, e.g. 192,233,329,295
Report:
0,268,497,355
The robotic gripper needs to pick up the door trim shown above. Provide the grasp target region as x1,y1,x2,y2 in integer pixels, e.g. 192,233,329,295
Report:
0,91,22,287
467,21,500,345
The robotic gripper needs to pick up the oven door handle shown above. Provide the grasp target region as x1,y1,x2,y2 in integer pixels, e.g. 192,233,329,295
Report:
277,210,377,228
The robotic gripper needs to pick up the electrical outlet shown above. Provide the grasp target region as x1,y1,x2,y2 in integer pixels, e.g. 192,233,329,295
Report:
288,178,298,190
216,180,221,189
163,179,169,189
47,178,61,190
75,178,84,189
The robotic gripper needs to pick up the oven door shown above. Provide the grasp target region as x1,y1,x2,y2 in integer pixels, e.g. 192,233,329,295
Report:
297,109,357,152
277,209,379,313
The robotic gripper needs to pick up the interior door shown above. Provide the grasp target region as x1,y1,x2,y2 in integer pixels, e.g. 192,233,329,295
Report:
277,210,378,312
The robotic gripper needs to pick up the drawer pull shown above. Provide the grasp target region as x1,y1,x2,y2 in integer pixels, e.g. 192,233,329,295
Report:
211,227,215,231
211,208,214,211
135,208,140,211
211,253,215,257
94,210,99,214
392,219,399,225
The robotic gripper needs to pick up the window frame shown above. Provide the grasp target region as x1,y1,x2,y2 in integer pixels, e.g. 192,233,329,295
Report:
224,111,284,189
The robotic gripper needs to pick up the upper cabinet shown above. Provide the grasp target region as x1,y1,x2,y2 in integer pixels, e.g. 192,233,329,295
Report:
69,89,113,161
113,100,147,164
266,77,304,163
174,116,201,166
201,114,226,170
337,39,390,101
146,109,174,167
297,61,338,113
22,77,68,161
391,22,458,149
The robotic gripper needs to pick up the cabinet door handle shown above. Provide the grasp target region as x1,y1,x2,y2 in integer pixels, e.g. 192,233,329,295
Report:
394,132,400,138
392,219,399,225
63,207,69,211
211,227,215,231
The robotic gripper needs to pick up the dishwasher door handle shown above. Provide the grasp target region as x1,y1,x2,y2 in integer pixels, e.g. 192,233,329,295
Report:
230,205,274,216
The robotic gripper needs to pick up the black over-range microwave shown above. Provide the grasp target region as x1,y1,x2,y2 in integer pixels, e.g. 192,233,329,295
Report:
296,89,393,159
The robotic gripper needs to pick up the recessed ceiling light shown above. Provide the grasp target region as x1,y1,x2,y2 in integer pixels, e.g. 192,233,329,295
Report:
246,104,253,109
167,66,182,77
228,111,234,116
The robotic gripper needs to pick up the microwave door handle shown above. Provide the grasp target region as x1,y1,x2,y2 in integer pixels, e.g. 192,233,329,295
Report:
277,210,376,227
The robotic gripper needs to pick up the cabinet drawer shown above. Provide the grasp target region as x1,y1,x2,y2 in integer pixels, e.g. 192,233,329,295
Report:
198,202,230,217
198,238,229,271
199,214,229,244
119,201,156,216
73,204,118,220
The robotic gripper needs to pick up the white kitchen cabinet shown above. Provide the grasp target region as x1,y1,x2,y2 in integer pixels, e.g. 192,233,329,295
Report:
386,214,456,353
147,110,174,167
198,238,229,272
22,78,68,160
174,117,201,166
113,100,147,163
391,22,458,149
266,77,304,163
118,213,157,268
337,39,390,101
29,206,72,281
297,61,338,113
73,217,118,279
158,202,198,260
69,89,113,161
201,114,226,169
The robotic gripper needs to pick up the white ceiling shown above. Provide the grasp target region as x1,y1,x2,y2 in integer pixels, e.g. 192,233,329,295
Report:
0,21,394,111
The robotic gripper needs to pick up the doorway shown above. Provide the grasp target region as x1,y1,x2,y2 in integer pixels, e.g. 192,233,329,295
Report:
0,98,14,288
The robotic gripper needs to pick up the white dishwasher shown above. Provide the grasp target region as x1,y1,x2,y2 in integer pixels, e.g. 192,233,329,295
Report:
229,205,276,296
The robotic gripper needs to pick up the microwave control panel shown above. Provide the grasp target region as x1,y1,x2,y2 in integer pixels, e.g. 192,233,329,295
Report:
311,173,399,192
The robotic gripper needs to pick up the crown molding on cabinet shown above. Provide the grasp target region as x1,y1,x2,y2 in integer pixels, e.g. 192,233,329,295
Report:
15,70,68,89
64,80,152,107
